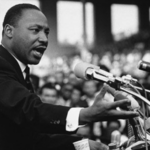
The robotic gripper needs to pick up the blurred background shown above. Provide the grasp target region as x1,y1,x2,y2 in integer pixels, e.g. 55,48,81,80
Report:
1,0,150,145
0,0,150,82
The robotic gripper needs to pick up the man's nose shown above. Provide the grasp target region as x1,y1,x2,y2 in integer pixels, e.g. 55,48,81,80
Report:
39,32,48,43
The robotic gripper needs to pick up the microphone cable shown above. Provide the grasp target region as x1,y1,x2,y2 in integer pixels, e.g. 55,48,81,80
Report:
129,82,148,150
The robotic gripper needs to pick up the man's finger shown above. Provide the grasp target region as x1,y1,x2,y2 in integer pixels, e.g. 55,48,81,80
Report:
105,84,116,96
95,84,109,100
99,109,139,121
109,109,139,119
109,99,131,109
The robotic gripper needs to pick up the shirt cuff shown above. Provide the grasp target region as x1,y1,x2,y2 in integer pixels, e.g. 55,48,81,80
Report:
66,107,84,131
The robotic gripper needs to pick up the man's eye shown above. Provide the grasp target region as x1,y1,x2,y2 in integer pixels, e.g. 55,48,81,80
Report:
31,29,39,33
45,30,49,36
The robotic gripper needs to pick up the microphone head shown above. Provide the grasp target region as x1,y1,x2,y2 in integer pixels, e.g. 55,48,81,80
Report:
111,130,121,147
114,91,140,110
145,117,150,131
138,60,150,72
137,60,142,69
73,61,100,80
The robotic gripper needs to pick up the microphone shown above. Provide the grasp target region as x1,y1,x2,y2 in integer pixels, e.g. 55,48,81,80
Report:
74,61,112,81
73,61,150,107
138,60,150,72
73,61,100,80
107,86,140,110
73,61,121,84
145,117,150,131
111,130,121,147
73,61,138,91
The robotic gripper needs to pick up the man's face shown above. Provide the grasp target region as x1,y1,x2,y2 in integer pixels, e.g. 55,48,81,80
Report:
71,89,81,103
83,81,97,97
11,9,49,65
62,84,73,100
41,88,58,105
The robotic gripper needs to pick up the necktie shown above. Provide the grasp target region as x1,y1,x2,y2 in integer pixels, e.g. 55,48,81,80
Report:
24,66,34,93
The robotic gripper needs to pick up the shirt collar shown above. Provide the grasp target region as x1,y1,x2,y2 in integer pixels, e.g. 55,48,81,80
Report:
15,58,26,73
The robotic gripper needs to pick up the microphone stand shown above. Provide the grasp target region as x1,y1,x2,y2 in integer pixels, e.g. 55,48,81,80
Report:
116,85,150,150
119,86,150,107
85,68,150,149
130,84,150,94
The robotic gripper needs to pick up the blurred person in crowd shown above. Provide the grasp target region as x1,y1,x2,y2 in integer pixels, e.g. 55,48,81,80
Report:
70,84,83,107
38,82,59,105
58,82,74,106
82,80,98,106
55,70,65,88
45,73,56,85
0,3,139,150
67,71,82,87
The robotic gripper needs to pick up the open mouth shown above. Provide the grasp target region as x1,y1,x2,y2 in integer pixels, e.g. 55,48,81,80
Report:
33,47,46,58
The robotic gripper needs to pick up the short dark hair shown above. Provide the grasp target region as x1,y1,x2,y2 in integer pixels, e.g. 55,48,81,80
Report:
38,82,58,95
3,3,40,29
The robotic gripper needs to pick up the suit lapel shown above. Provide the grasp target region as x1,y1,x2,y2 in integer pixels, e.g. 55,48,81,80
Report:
0,45,26,86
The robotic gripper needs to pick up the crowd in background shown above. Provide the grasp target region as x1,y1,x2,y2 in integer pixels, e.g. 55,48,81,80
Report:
30,29,150,145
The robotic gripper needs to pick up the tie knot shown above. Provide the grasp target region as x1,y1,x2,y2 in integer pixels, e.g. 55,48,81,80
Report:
24,66,34,93
24,66,30,75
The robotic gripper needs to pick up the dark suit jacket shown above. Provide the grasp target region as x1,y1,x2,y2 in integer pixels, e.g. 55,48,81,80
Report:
0,45,81,150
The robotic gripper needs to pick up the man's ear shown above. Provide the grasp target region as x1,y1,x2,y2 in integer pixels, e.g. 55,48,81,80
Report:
3,24,14,38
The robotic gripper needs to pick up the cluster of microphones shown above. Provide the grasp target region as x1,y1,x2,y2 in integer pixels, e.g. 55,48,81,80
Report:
73,60,150,82
73,60,150,150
